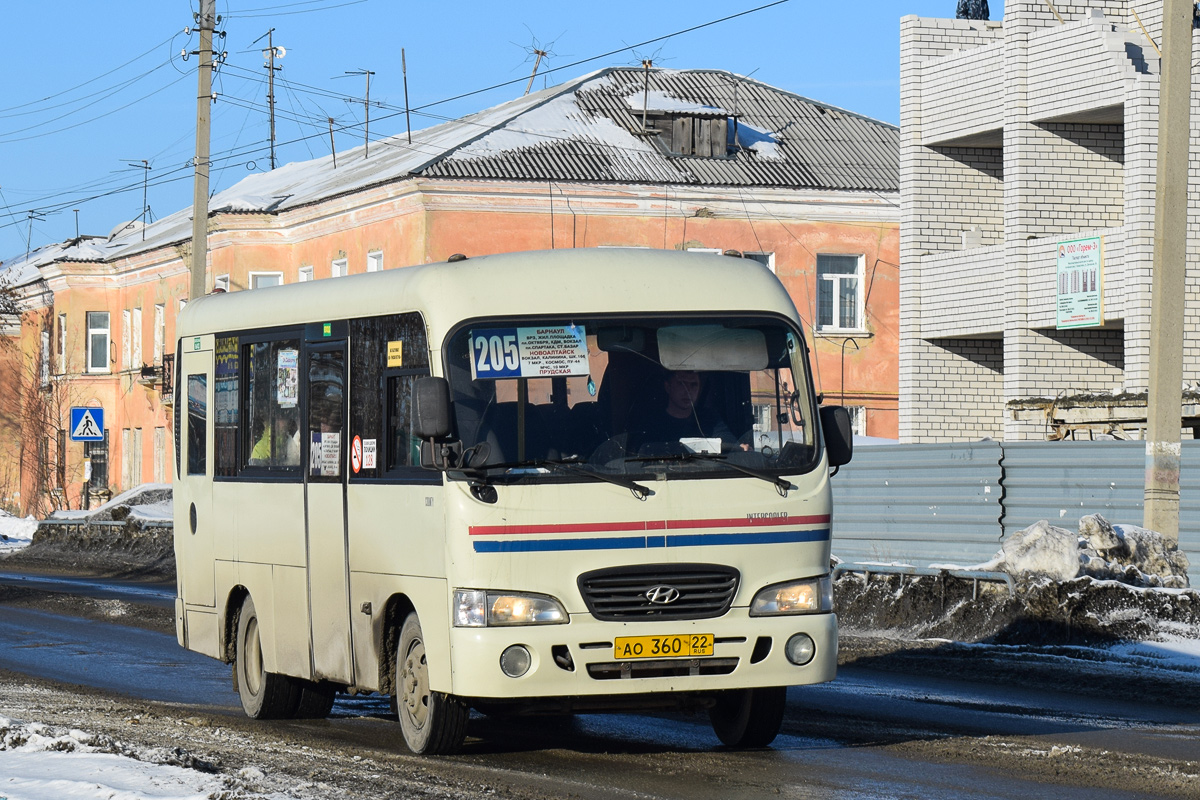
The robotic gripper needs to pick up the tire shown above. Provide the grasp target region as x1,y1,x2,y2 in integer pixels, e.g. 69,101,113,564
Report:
235,595,299,719
394,612,468,754
292,680,336,719
708,686,787,748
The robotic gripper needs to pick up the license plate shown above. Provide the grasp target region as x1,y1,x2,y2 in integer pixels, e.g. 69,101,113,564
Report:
613,634,714,660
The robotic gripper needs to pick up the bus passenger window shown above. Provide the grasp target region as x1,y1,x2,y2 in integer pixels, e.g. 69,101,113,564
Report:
245,340,301,469
308,350,345,478
186,374,207,475
386,374,420,470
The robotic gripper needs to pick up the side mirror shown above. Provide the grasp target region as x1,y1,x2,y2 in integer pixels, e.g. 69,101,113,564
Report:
819,406,853,469
413,376,453,440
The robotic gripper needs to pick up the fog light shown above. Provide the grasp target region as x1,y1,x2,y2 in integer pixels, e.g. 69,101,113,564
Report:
500,645,532,678
785,633,815,666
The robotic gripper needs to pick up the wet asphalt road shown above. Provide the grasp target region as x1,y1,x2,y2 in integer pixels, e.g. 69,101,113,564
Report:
0,575,1198,798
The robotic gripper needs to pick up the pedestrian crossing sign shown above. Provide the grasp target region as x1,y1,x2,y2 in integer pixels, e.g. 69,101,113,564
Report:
69,407,105,441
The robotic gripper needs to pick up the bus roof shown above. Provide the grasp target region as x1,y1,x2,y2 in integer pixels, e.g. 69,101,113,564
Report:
175,248,802,347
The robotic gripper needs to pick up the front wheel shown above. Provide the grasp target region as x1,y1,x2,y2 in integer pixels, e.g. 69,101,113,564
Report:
708,686,787,748
235,595,299,719
394,612,468,754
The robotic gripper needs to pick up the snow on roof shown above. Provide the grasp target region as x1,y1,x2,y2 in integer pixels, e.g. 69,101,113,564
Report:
8,67,898,276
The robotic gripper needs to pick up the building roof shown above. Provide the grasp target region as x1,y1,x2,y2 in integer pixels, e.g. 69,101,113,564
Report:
1,68,898,280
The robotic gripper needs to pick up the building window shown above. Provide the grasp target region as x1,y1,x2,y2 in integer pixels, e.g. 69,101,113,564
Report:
56,313,66,375
154,426,167,483
331,258,348,278
846,406,867,437
86,312,110,373
132,307,142,368
215,274,230,292
39,329,50,387
298,266,314,282
817,254,863,332
250,272,282,290
154,304,165,364
745,252,775,274
122,310,132,369
642,113,728,158
367,251,383,273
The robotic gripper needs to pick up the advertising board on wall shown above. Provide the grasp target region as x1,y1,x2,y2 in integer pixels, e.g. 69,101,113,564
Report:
1056,236,1103,329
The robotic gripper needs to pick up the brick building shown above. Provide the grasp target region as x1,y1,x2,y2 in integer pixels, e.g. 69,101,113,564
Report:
900,2,1196,442
0,67,899,515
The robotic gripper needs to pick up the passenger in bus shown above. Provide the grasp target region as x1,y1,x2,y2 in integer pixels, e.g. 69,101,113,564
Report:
249,414,300,467
626,370,743,455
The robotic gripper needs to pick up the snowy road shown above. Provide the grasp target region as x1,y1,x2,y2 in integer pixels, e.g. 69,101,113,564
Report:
0,596,1198,798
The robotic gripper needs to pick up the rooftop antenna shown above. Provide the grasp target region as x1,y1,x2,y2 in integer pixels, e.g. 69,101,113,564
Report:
123,159,151,240
73,209,79,240
402,49,412,144
251,29,286,169
640,59,653,131
514,30,564,96
25,210,46,263
328,117,337,168
339,69,376,158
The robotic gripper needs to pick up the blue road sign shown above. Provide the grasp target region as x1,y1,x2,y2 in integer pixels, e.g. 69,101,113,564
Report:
69,407,105,441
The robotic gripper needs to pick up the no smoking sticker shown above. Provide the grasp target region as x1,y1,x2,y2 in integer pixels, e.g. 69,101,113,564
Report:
351,435,363,473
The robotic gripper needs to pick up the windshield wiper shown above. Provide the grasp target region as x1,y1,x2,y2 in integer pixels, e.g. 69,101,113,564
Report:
625,451,793,494
462,457,651,500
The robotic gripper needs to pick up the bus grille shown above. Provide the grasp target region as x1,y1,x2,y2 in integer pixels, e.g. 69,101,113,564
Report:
577,564,739,621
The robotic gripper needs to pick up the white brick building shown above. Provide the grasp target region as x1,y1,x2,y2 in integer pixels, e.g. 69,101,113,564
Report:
899,1,1200,441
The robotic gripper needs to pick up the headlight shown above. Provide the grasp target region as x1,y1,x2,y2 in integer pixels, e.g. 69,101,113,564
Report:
749,576,832,616
453,590,568,627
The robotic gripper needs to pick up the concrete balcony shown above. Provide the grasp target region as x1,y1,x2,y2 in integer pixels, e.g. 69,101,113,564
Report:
1027,13,1155,126
919,243,1005,338
1023,226,1129,328
921,41,1005,147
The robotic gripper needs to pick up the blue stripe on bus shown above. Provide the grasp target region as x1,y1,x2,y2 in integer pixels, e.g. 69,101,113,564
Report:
472,528,830,553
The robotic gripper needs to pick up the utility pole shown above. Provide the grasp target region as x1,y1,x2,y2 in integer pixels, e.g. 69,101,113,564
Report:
344,69,375,158
402,49,412,144
1144,0,1194,543
253,29,285,169
190,0,216,301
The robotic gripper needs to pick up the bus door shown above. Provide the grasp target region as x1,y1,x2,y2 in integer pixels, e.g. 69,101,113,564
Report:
179,346,215,610
304,337,354,683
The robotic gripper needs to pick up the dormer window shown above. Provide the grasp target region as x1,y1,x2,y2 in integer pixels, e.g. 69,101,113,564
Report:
642,112,729,158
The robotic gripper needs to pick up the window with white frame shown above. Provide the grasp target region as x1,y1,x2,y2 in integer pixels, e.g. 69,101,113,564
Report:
331,258,347,278
121,310,132,368
40,330,50,387
744,252,775,273
817,254,864,331
86,311,110,373
367,251,382,272
132,307,142,368
56,313,66,374
846,406,867,437
298,266,314,282
154,304,165,363
250,272,282,289
214,274,230,292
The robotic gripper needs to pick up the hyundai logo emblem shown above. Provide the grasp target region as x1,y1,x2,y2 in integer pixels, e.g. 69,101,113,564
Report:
645,585,681,605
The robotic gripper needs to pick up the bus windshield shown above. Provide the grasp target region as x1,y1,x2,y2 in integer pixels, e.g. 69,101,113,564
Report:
443,315,819,483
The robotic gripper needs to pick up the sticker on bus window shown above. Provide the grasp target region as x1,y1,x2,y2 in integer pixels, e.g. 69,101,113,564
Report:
277,349,299,408
310,431,341,477
387,340,403,368
470,325,588,380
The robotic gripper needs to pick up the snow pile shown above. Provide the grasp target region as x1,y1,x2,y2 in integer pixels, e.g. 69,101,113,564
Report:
991,515,1190,589
0,509,37,554
0,717,291,800
48,483,172,523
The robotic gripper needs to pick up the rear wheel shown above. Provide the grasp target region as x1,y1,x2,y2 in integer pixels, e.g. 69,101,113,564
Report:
394,612,468,754
235,595,299,719
708,686,787,748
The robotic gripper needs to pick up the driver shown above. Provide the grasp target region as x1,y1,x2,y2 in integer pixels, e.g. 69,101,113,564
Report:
627,370,739,454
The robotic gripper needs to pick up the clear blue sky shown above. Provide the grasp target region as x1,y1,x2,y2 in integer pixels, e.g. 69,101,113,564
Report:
0,0,1005,259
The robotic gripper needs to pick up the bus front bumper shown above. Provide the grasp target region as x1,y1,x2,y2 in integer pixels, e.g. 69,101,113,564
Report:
447,610,837,701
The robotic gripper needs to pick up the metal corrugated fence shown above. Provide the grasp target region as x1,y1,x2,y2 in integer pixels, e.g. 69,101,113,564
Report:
831,441,1200,586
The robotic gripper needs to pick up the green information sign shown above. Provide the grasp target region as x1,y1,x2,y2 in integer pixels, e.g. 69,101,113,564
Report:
1056,236,1103,329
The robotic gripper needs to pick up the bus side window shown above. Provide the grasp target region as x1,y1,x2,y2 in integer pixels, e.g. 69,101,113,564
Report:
386,373,421,470
244,339,302,470
187,374,208,476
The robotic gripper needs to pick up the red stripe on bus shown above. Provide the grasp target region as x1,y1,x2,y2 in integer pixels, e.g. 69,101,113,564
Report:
469,514,830,536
